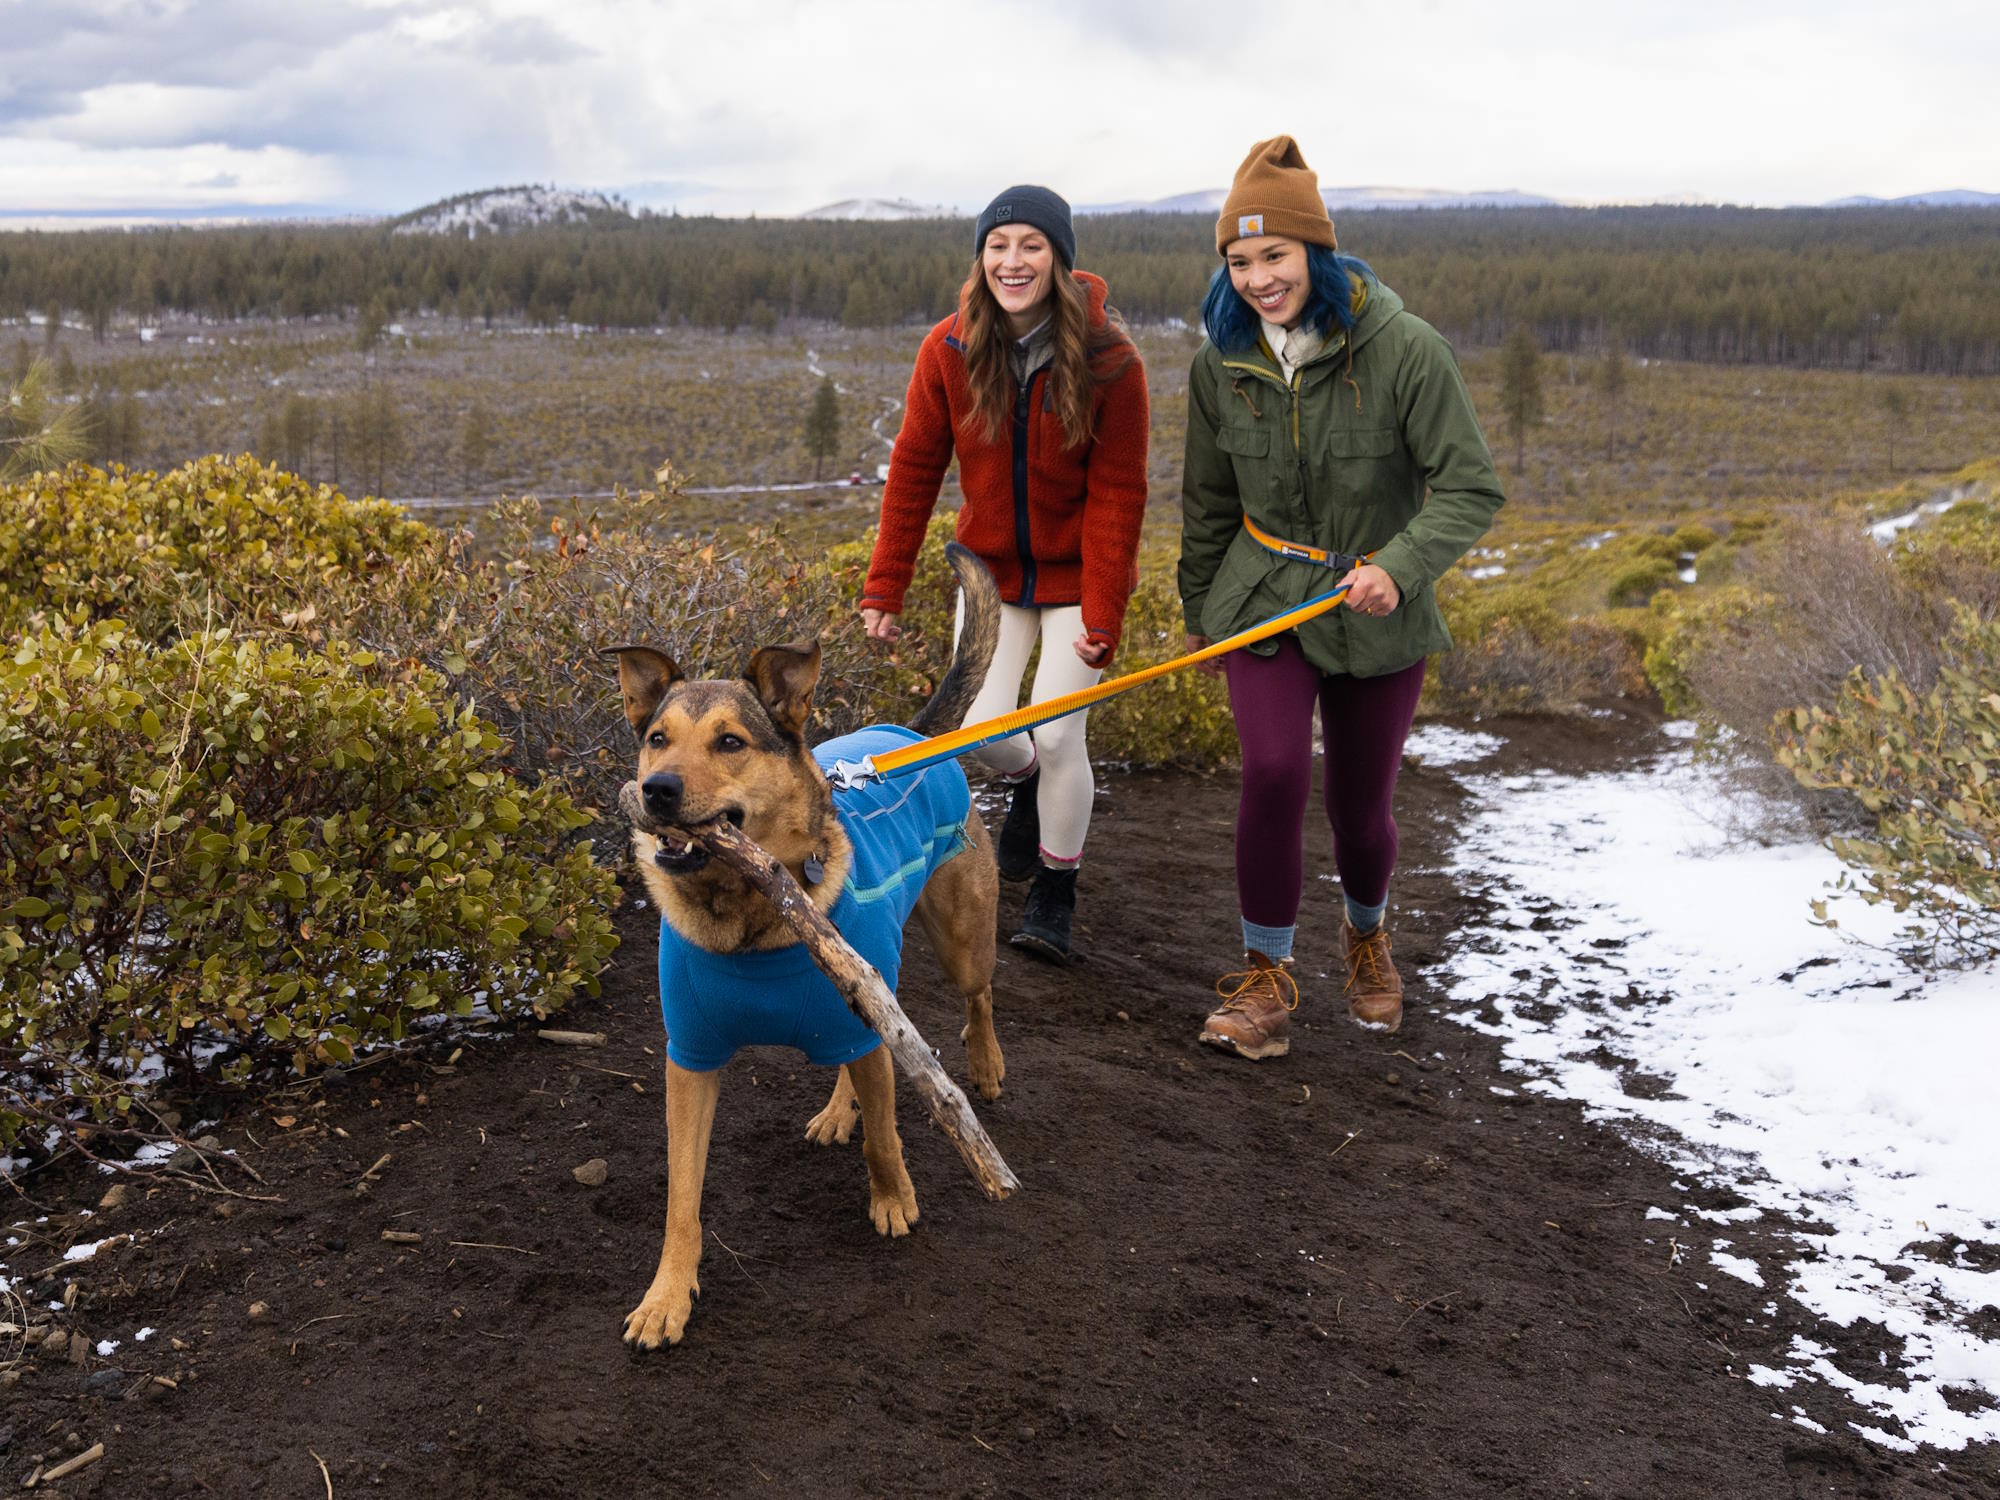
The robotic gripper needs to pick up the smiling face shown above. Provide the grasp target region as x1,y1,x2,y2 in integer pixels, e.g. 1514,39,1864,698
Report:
982,223,1058,336
1226,234,1313,330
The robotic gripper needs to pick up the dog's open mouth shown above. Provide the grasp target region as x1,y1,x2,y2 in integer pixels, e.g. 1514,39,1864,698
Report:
649,807,745,877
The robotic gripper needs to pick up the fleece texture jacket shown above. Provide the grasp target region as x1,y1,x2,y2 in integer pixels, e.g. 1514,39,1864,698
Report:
655,726,971,1074
861,271,1151,655
1179,279,1505,679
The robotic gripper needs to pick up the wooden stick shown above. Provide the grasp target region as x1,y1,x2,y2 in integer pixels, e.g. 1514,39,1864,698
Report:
536,1029,608,1048
44,1443,105,1481
624,785,1019,1200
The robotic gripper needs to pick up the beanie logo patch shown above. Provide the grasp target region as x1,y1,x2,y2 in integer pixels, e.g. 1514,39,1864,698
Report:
995,205,1013,221
1238,214,1264,237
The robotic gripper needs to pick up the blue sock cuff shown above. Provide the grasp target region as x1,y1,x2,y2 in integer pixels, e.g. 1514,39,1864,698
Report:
1241,918,1296,962
1345,895,1387,934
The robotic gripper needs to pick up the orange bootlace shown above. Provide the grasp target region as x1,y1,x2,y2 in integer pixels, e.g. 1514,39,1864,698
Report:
1214,962,1300,1015
1347,927,1394,992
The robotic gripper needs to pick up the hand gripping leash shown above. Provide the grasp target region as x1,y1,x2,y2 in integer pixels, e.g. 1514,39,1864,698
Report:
827,571,1366,791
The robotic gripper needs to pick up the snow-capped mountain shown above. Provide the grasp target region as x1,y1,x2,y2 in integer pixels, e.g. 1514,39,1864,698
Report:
796,197,956,221
1080,186,1563,214
391,186,635,238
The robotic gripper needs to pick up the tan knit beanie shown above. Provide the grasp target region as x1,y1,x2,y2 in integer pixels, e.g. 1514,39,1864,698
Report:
1215,135,1337,254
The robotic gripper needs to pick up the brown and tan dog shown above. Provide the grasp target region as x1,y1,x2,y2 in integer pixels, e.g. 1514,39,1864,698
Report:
605,543,1003,1350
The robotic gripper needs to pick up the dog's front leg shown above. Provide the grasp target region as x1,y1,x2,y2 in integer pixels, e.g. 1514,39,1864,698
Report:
803,1065,860,1146
623,1058,722,1349
847,1044,918,1237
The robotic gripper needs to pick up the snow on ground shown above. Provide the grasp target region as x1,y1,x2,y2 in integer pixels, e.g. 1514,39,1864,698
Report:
1402,724,1504,768
1441,734,2000,1451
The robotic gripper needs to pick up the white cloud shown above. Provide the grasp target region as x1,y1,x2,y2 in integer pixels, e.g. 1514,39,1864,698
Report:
1,0,1996,218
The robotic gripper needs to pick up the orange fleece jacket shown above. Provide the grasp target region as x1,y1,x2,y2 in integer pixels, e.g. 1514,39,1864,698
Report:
860,271,1151,654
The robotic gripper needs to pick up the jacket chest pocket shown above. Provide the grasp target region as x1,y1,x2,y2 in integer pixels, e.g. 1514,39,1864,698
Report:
1214,422,1276,502
1317,426,1401,508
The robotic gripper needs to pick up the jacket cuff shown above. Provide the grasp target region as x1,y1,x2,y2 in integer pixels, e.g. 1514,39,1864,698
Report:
858,588,905,615
1368,543,1422,604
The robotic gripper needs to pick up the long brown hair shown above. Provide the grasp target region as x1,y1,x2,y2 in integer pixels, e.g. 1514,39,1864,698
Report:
957,259,1138,450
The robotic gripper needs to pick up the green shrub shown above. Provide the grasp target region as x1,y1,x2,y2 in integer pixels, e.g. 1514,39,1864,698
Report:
1669,522,1719,555
1607,558,1677,608
1774,608,2000,966
0,454,428,640
0,618,618,1149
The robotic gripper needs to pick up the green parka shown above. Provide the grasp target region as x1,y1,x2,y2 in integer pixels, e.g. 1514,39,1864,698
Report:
1178,280,1505,678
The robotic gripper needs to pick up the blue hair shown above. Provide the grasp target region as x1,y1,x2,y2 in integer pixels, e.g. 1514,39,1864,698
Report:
1201,245,1377,354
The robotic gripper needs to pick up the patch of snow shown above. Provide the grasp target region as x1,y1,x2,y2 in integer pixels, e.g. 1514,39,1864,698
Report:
1403,725,1503,768
395,185,632,238
1645,1207,1679,1222
1749,1364,1797,1388
1712,1250,1767,1287
1467,564,1508,580
64,1238,112,1262
136,1326,156,1341
1868,487,1969,544
96,1338,120,1356
1442,740,2000,1452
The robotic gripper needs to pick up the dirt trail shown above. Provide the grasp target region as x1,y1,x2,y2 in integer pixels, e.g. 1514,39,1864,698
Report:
4,708,1991,1497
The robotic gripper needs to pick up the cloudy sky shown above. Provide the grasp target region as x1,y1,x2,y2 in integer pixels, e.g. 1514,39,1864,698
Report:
2,0,1995,221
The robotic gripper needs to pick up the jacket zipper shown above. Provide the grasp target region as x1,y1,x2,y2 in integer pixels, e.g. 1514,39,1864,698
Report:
1012,371,1038,606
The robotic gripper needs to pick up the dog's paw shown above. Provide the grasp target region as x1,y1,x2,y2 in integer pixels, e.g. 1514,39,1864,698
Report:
962,1026,1006,1101
804,1096,860,1146
622,1280,697,1350
868,1182,919,1238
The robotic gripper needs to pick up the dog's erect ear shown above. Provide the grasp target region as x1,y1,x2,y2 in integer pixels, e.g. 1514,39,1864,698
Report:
746,640,822,740
599,646,683,736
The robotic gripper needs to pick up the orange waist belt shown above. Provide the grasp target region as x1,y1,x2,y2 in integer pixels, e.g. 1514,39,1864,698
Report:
1241,514,1369,573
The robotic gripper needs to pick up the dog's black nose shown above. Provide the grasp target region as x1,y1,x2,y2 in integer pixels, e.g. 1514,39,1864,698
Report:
642,772,684,820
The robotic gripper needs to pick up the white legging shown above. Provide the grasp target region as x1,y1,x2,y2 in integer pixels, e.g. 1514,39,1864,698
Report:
953,595,1102,867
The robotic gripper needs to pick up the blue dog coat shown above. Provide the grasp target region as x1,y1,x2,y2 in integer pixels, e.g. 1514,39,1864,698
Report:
656,725,972,1073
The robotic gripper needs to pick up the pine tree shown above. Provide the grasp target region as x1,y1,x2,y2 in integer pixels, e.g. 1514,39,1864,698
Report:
1499,328,1545,475
1598,339,1627,460
461,400,492,479
1878,384,1910,474
805,376,841,481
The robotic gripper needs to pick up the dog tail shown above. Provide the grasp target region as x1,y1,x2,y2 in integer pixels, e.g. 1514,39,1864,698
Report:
908,543,1000,737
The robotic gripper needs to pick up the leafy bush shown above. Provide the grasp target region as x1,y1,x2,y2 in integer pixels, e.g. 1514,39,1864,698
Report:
1607,558,1677,608
0,454,428,640
0,619,618,1148
1775,608,2000,966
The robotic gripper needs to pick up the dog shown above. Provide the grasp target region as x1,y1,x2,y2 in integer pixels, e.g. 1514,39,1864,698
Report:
604,542,1003,1350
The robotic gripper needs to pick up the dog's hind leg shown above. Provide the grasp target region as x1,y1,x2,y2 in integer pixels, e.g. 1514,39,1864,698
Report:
915,815,1004,1100
804,1065,860,1146
623,1058,722,1350
847,1044,919,1237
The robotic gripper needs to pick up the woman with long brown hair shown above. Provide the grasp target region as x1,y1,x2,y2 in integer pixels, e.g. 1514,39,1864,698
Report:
860,186,1150,962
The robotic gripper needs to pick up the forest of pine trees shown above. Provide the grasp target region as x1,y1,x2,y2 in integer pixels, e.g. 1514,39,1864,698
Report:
3,205,1997,373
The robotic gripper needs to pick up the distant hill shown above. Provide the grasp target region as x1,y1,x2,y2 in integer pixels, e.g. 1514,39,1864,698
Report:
797,197,957,221
391,185,635,238
1821,189,2000,208
1080,186,1564,215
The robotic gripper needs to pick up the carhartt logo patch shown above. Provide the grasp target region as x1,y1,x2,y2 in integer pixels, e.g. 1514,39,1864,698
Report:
995,205,1014,221
1238,213,1264,237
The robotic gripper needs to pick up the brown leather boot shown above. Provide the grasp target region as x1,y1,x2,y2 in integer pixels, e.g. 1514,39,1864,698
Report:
1342,920,1404,1032
1199,951,1299,1061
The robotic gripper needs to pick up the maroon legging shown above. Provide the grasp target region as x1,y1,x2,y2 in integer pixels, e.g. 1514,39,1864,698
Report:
1223,637,1426,927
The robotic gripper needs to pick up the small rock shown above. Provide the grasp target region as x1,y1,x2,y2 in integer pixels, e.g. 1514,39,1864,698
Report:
322,1066,348,1089
98,1184,130,1212
157,1110,182,1130
0,1370,18,1389
0,1423,12,1451
69,1333,87,1366
211,1201,235,1220
571,1158,608,1188
246,1301,271,1323
194,1135,221,1152
1017,1424,1037,1441
1385,1072,1400,1086
39,1330,69,1360
321,1236,347,1254
83,1368,127,1395
1115,1010,1130,1023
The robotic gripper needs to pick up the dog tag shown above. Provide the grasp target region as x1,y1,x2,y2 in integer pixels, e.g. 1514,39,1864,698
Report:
802,855,825,886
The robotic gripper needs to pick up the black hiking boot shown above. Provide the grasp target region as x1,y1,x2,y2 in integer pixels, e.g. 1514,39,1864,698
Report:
995,769,1041,884
1010,864,1077,965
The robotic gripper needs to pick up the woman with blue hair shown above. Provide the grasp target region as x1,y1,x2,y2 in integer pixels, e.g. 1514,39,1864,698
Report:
1179,135,1505,1060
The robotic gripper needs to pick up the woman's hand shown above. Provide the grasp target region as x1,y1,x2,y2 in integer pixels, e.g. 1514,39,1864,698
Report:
1338,563,1401,618
1184,633,1224,678
860,606,902,643
1073,632,1111,669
